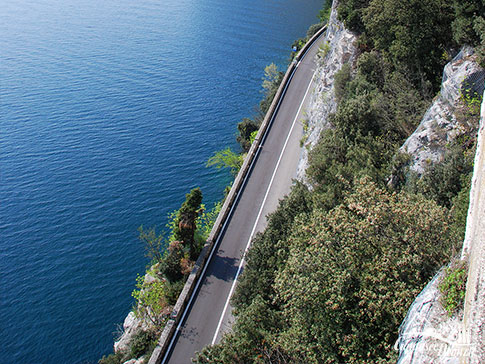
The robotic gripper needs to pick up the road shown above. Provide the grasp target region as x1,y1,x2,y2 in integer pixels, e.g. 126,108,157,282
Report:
163,32,325,364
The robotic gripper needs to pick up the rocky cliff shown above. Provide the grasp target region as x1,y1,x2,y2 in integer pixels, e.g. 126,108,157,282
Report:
395,52,484,363
401,47,484,175
296,0,358,182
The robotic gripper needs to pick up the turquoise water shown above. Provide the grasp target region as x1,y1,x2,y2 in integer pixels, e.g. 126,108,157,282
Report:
0,0,322,362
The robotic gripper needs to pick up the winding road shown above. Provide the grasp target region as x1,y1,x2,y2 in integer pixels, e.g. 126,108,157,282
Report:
162,30,326,364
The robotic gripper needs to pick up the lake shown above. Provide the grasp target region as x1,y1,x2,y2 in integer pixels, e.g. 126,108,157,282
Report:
0,0,323,362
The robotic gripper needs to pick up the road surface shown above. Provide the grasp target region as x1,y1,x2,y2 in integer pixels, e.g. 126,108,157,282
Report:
163,31,325,363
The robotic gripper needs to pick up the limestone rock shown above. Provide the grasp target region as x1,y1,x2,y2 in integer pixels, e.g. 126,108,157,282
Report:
401,47,484,175
114,312,143,353
395,271,464,364
296,0,358,182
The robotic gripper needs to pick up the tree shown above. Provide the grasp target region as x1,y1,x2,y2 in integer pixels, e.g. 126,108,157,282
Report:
131,275,168,329
206,147,244,176
363,0,453,89
138,226,164,263
260,64,283,114
237,118,259,152
173,187,203,259
273,178,459,363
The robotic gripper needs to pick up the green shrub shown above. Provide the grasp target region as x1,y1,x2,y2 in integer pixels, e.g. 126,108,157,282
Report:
130,330,157,359
164,278,186,305
237,118,259,152
98,350,127,364
334,63,352,102
306,22,325,39
439,260,468,316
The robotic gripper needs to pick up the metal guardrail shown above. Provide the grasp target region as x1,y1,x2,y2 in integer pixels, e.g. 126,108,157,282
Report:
147,23,328,364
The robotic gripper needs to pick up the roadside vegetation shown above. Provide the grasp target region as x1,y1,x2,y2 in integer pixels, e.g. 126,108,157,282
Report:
100,0,484,362
99,188,220,364
193,0,484,363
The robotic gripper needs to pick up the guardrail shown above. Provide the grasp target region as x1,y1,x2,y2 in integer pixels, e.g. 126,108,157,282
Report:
147,23,327,364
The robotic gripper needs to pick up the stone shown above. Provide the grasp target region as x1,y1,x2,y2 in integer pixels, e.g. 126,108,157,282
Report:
296,0,358,182
400,47,484,175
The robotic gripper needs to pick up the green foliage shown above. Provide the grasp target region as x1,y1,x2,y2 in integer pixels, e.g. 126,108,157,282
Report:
318,0,332,24
450,171,473,241
207,147,244,176
160,241,185,283
272,180,458,363
330,52,426,144
409,141,475,209
260,64,283,114
172,187,203,259
333,63,352,102
474,16,485,67
130,330,157,359
460,87,483,121
195,179,459,363
98,351,127,364
318,41,331,59
364,0,453,86
164,278,186,305
195,201,222,244
337,0,369,33
131,275,168,328
451,0,485,46
307,22,325,39
237,118,259,152
439,260,468,316
138,226,164,263
232,182,313,311
291,38,307,59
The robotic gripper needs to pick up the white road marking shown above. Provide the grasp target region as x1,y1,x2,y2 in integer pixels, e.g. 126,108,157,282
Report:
211,69,317,345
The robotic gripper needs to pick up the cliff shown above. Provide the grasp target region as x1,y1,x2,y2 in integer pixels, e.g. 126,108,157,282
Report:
296,0,357,182
400,47,484,175
395,52,485,363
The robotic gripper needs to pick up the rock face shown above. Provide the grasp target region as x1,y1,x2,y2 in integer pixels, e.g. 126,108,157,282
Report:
395,270,465,364
114,311,144,353
296,0,358,182
114,269,159,353
396,55,485,363
400,47,485,175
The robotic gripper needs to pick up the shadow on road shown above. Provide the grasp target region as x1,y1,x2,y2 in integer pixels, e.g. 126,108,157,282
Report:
206,251,239,283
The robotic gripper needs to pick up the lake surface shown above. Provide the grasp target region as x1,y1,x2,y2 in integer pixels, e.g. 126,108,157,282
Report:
0,0,322,362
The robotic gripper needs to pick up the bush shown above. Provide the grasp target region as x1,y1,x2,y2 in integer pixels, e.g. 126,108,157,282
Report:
306,22,325,39
98,351,127,364
164,278,186,305
439,260,468,316
237,118,259,152
130,330,157,359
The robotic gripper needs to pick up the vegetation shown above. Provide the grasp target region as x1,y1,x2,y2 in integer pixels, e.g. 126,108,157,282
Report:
104,0,483,362
206,147,244,176
193,0,483,362
440,260,469,316
99,188,219,363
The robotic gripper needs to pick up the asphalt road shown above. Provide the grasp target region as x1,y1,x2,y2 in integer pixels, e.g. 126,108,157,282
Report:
163,32,325,364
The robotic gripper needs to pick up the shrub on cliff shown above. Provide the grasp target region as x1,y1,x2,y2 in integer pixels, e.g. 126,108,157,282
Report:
195,179,459,363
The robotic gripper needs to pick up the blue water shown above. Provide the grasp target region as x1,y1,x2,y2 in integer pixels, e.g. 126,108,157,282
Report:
0,0,322,362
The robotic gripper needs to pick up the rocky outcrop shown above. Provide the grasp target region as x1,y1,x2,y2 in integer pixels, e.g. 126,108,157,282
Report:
401,47,485,175
395,270,465,364
114,269,160,354
296,0,358,181
396,54,485,363
462,90,485,364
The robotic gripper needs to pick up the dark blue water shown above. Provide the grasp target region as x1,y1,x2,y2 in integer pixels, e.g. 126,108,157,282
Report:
0,0,322,362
